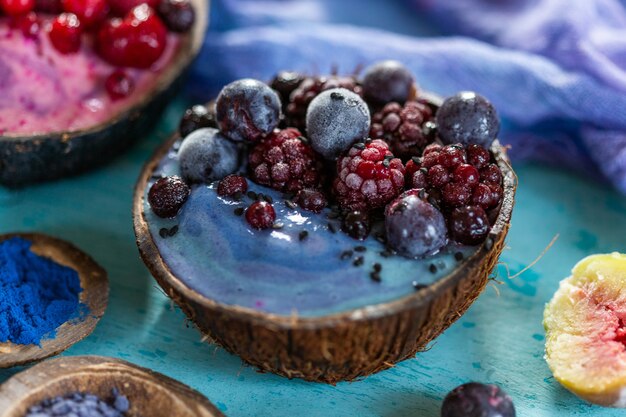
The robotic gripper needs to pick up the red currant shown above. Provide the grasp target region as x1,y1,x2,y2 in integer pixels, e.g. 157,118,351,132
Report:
48,13,82,54
105,70,134,100
61,0,108,27
0,0,34,15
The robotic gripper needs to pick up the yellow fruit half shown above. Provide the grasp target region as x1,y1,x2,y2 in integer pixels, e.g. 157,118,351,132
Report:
544,253,626,407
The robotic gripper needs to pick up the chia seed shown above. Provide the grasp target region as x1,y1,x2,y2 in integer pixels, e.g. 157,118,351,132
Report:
247,191,258,200
354,245,366,252
454,252,464,261
370,272,381,282
429,263,438,273
412,281,428,291
373,263,382,273
327,222,337,233
234,207,244,216
299,230,309,241
340,250,353,260
353,256,364,267
285,200,297,209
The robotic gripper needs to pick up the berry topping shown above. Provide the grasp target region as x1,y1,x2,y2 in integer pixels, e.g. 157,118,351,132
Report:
106,0,158,15
17,12,40,38
385,190,447,258
48,13,82,54
178,128,240,184
105,69,134,100
0,0,34,16
179,104,217,137
148,175,190,218
217,174,248,197
35,0,61,13
361,60,415,105
270,71,304,106
306,88,371,160
286,75,363,131
61,0,107,27
441,383,516,417
96,4,167,68
248,128,323,193
216,79,282,142
294,188,327,213
341,211,371,240
157,0,194,33
370,100,434,160
448,205,490,245
333,139,405,212
436,92,500,148
245,201,276,230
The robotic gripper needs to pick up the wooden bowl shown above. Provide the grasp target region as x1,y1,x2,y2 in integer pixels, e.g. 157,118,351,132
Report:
132,97,516,383
0,356,224,417
0,233,108,368
0,0,209,188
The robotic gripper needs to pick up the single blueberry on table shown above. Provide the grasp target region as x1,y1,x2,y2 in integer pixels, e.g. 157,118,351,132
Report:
441,382,516,417
306,88,370,160
178,127,240,184
216,78,282,142
361,60,415,105
436,92,500,148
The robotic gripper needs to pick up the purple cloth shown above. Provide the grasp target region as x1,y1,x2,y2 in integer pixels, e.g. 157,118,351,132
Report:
189,0,626,193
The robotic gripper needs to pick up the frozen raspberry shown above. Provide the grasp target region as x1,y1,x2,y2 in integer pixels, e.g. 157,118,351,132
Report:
370,100,434,160
294,189,327,213
245,201,276,230
148,176,190,218
157,0,195,33
341,211,370,240
217,174,247,197
248,128,323,193
449,205,490,245
105,69,134,100
48,13,82,54
0,0,34,15
61,0,108,27
107,0,158,15
286,75,363,131
333,139,405,212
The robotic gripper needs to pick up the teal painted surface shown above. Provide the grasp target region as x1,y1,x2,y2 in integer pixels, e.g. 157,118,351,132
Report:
1,96,626,416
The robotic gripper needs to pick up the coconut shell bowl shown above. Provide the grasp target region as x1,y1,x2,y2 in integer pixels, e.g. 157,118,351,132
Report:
133,77,517,384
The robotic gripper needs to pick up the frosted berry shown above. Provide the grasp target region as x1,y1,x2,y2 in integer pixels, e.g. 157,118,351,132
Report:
248,128,322,193
96,5,167,68
105,70,134,100
245,201,276,230
441,382,515,417
341,211,370,240
216,79,282,142
0,0,34,15
270,71,304,106
371,100,434,160
306,88,370,160
157,0,195,33
148,176,190,218
361,60,415,105
437,92,499,148
61,0,108,27
217,174,247,197
179,104,217,137
333,139,405,212
385,190,447,258
48,13,82,54
295,189,327,213
286,75,363,131
107,0,158,15
449,205,490,245
178,128,240,184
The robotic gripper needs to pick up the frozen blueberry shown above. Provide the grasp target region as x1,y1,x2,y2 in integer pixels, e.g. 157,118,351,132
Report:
385,190,447,258
441,382,516,417
270,71,305,104
306,88,370,160
216,79,282,142
179,104,217,137
361,60,415,105
436,92,499,148
178,128,240,183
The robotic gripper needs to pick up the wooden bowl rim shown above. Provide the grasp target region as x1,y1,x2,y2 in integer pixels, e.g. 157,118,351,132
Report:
0,0,209,142
0,233,109,368
0,355,224,417
132,108,516,331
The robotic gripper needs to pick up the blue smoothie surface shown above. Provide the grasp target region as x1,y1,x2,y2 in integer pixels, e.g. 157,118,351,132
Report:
143,142,480,317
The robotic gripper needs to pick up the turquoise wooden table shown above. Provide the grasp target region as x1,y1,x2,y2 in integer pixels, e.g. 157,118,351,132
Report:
1,96,625,416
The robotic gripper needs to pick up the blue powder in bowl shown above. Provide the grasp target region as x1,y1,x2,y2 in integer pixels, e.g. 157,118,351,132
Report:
0,237,82,345
25,389,130,417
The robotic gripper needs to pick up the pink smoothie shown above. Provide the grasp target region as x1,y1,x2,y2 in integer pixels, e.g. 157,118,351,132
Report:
0,17,181,136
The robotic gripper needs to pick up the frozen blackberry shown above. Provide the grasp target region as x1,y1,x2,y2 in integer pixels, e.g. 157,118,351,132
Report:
385,190,447,258
148,175,190,218
361,60,415,105
245,201,276,230
270,71,305,107
306,88,370,160
248,128,323,193
179,104,217,137
442,383,515,417
449,205,490,245
333,139,405,212
341,211,371,240
436,92,499,148
217,174,247,197
178,128,240,184
370,100,434,160
286,75,363,131
216,79,282,142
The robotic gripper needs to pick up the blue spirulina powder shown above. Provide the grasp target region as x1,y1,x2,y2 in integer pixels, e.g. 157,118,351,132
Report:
25,390,129,417
0,237,82,345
